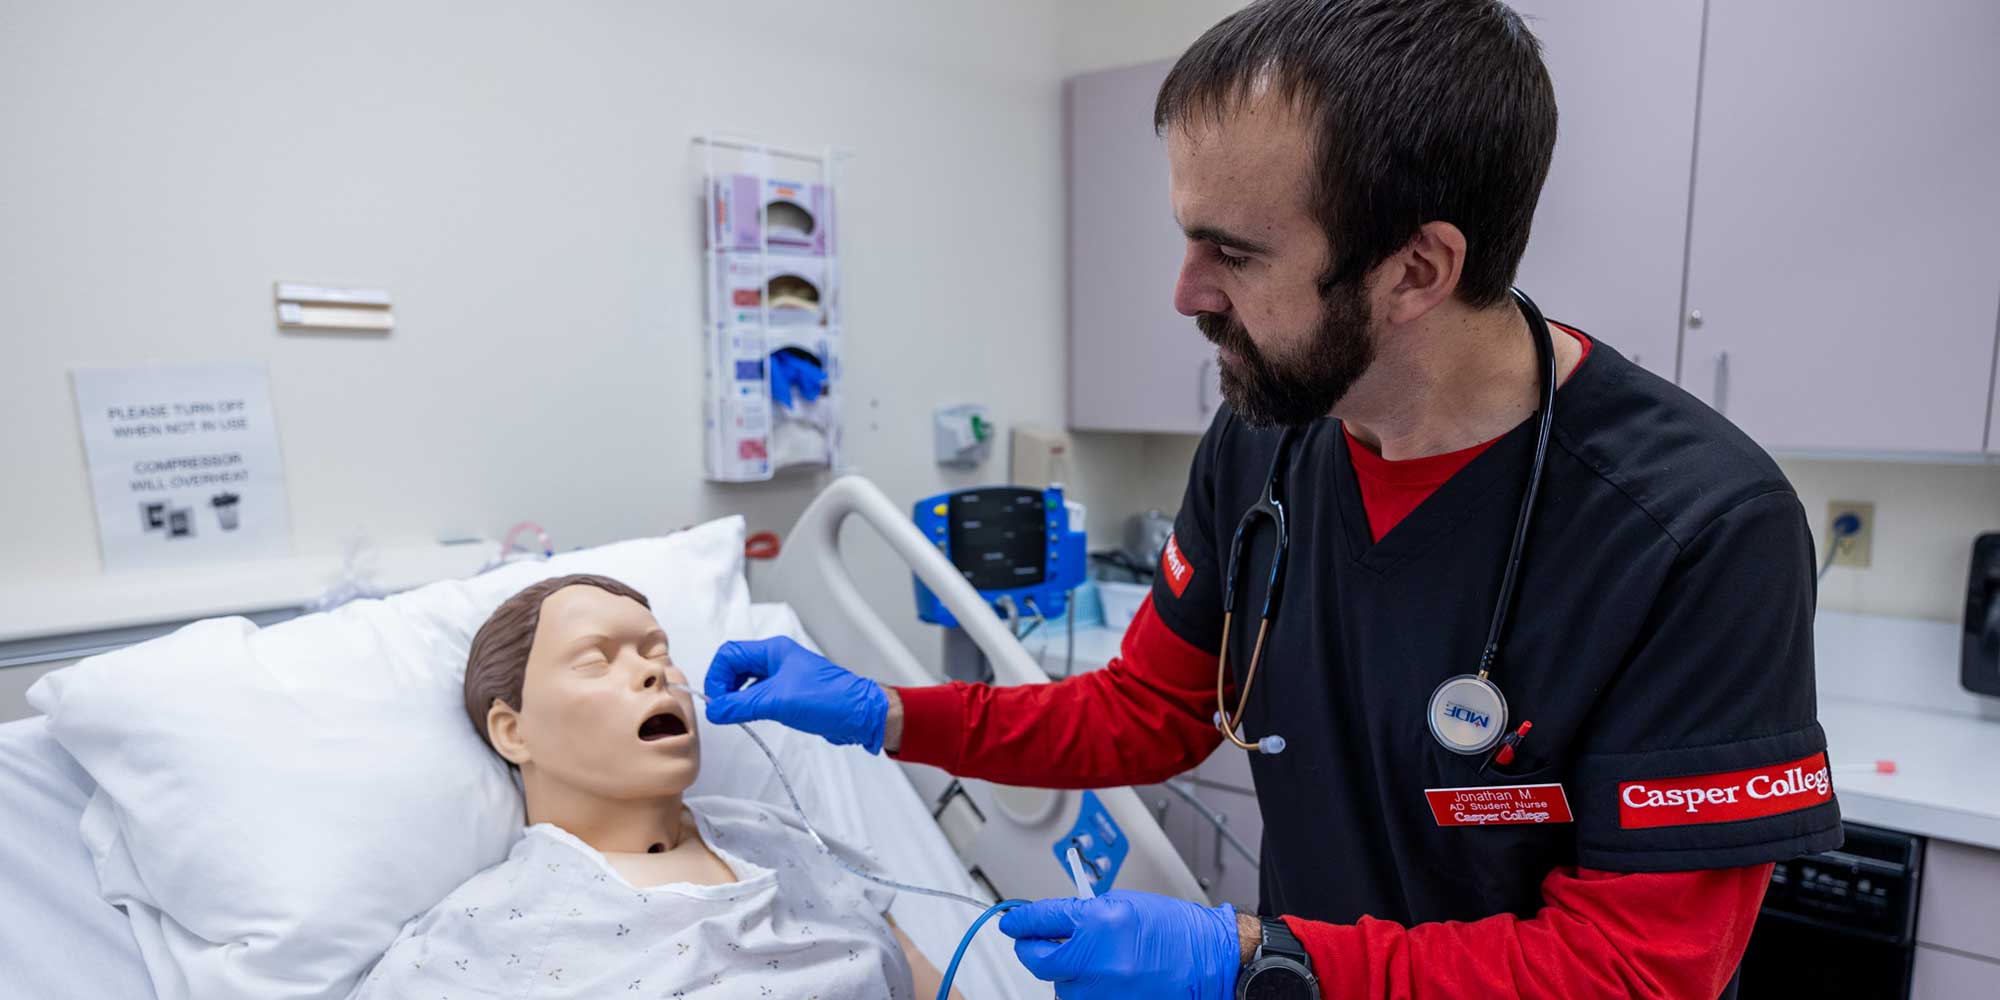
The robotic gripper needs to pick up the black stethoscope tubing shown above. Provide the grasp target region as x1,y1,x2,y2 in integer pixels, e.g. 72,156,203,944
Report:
1214,287,1557,759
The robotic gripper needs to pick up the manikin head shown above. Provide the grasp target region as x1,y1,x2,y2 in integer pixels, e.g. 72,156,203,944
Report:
1156,0,1558,427
463,575,700,825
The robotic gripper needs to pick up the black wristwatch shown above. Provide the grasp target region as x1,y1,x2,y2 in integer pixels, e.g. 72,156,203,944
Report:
1237,916,1320,1000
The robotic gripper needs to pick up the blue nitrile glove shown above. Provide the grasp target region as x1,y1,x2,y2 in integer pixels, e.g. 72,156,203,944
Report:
704,636,888,753
768,351,827,410
999,890,1240,1000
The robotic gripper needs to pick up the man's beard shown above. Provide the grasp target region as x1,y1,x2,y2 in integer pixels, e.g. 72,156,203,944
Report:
1197,277,1375,428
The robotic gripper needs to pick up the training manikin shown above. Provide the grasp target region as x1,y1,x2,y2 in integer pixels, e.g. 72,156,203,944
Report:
350,574,961,999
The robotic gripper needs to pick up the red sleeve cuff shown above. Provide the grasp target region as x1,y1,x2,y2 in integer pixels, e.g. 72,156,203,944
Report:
889,683,968,771
1278,864,1775,1000
1281,914,1369,996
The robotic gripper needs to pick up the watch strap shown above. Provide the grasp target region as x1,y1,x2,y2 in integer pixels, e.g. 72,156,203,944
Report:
1258,916,1309,964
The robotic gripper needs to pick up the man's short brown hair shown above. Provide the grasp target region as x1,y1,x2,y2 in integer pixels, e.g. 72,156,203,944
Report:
462,574,651,751
1155,0,1558,307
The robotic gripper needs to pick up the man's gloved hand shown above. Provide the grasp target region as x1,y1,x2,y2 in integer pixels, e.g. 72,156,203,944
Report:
704,636,889,753
999,890,1241,1000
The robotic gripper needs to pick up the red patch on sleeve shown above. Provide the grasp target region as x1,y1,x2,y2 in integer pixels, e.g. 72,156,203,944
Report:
1160,533,1193,598
1618,752,1831,829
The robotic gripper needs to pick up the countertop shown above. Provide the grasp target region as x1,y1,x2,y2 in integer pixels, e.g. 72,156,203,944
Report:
1820,697,2000,851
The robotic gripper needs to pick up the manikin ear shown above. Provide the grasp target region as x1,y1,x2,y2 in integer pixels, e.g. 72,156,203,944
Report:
1378,220,1468,326
486,699,532,766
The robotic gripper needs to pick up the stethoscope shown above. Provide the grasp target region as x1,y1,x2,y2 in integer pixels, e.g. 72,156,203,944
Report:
1213,287,1557,762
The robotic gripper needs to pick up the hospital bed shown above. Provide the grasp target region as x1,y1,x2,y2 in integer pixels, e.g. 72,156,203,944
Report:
0,476,1202,999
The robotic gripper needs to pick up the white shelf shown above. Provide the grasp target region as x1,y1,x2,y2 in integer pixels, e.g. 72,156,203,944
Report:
0,542,492,645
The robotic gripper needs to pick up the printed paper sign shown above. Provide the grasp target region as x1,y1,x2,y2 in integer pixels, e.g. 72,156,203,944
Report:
1426,782,1574,827
71,363,292,572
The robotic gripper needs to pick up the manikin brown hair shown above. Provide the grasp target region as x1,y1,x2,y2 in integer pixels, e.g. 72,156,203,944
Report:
463,573,652,752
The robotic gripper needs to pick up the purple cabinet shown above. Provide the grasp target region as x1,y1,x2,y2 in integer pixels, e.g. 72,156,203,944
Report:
1511,0,1705,380
1680,0,2000,454
1063,4,2000,453
1065,60,1217,434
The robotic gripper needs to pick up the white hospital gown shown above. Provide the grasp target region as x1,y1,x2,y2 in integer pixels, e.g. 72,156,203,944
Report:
351,796,912,1000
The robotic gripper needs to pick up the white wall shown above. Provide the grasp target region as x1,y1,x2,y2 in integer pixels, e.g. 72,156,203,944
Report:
0,0,1082,665
5,0,1989,686
1784,460,2000,622
1056,0,1247,76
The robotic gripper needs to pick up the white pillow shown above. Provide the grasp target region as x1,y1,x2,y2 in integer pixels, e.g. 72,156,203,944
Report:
28,516,752,1000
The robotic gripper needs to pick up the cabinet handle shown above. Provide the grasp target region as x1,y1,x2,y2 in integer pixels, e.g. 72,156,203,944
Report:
1688,309,1704,329
1212,811,1229,872
1198,357,1215,416
1711,350,1730,415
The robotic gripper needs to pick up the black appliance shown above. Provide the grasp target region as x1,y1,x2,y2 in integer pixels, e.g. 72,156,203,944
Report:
1965,532,2000,697
1739,822,1924,999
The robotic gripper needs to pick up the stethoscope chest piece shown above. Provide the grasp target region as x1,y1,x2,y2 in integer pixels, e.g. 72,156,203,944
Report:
1427,674,1509,755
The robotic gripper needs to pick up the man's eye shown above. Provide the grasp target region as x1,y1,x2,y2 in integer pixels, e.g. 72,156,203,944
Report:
1214,245,1251,270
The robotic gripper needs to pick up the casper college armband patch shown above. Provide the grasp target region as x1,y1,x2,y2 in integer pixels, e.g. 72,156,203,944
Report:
1617,752,1832,829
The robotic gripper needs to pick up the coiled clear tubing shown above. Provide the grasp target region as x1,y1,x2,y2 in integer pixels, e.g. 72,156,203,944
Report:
669,684,988,910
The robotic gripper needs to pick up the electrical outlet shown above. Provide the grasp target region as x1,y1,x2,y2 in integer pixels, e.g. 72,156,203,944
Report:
1826,501,1874,569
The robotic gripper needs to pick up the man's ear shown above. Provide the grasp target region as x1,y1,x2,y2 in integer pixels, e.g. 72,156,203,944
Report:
486,699,531,766
1378,220,1467,325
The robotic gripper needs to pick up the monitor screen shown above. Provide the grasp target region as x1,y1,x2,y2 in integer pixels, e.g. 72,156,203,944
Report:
948,488,1047,591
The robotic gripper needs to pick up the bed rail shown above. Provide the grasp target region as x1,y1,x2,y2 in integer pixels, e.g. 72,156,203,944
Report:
768,475,1207,906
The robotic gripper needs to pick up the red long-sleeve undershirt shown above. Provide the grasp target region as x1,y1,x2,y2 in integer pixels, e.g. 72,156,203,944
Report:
892,325,1772,997
893,599,1770,998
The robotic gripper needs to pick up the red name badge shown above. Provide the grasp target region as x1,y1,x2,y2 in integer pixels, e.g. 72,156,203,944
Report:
1426,783,1575,827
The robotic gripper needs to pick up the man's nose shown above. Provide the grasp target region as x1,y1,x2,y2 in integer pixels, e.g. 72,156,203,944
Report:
1173,242,1229,317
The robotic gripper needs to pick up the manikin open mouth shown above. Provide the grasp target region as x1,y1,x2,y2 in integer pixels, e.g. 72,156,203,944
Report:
638,711,689,741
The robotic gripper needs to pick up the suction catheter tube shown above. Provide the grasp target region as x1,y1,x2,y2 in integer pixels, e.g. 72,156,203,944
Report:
670,684,990,908
669,684,1027,999
939,899,1026,1000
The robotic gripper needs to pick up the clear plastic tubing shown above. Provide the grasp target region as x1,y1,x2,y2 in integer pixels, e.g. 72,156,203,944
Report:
668,683,991,910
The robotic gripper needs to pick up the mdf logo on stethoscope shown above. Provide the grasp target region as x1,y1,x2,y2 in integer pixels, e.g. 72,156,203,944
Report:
1443,702,1494,729
1428,674,1509,755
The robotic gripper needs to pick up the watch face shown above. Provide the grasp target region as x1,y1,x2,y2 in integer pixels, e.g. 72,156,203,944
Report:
1242,963,1314,1000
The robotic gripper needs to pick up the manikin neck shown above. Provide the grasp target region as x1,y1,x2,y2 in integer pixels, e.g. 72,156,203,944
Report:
520,767,690,854
1339,299,1568,462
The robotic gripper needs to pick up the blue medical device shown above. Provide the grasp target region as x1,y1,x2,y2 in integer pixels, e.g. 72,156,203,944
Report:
913,485,1087,627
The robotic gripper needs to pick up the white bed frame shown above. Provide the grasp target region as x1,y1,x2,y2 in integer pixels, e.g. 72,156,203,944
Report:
769,475,1207,905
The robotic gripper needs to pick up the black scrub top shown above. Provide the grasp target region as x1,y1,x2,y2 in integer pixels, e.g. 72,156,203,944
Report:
1151,335,1842,929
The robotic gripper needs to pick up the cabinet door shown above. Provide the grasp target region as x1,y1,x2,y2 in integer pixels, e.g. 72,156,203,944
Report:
1510,0,1704,379
1912,945,2000,1000
1067,60,1219,433
1681,0,2000,454
1989,346,1999,453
